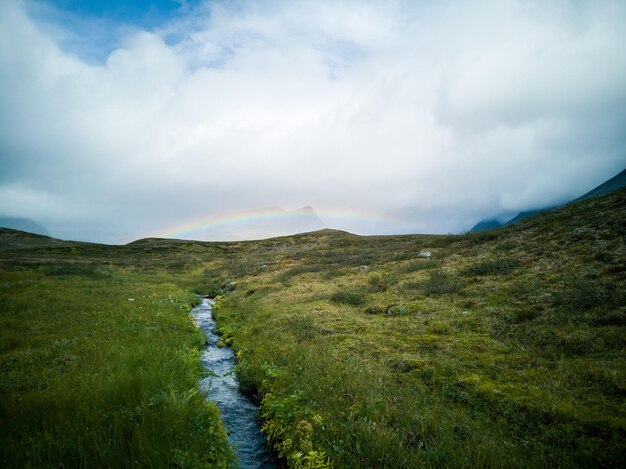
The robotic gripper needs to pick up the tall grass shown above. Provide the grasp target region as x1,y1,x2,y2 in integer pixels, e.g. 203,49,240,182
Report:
0,269,233,468
209,189,626,468
461,258,521,276
418,270,464,295
330,289,367,305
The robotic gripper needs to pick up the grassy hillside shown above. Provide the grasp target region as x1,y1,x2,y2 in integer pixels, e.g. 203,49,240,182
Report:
211,188,626,468
0,237,234,467
1,188,624,467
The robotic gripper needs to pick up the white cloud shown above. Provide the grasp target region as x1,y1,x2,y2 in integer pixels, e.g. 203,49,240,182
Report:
0,0,625,242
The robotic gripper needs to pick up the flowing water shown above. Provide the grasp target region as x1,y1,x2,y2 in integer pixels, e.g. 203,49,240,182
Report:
192,298,274,468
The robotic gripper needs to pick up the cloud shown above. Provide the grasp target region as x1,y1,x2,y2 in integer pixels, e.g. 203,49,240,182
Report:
0,0,625,242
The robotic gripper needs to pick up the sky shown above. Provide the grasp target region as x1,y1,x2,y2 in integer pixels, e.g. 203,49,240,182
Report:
1,0,625,243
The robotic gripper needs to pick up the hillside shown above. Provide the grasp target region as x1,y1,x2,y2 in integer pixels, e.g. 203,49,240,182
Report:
1,188,625,467
0,231,235,467
208,188,626,468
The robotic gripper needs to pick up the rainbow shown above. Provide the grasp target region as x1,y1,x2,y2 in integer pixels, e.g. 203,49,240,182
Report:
145,206,400,240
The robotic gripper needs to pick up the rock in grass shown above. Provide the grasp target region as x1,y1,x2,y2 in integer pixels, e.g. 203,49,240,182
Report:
387,306,410,316
418,251,431,258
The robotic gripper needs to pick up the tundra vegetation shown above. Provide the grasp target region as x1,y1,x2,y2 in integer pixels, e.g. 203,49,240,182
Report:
1,188,625,468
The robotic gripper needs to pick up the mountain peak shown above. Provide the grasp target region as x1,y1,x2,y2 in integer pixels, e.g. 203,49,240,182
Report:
184,205,327,241
292,205,316,214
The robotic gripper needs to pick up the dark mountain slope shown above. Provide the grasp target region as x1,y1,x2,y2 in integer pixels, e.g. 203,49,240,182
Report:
575,167,626,202
470,166,626,232
0,217,49,236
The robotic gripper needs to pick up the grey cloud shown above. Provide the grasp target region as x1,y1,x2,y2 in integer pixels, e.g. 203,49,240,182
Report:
0,0,625,243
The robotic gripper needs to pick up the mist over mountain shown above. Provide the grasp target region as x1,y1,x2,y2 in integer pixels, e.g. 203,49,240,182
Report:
193,206,325,241
470,167,626,232
575,168,626,202
0,216,50,237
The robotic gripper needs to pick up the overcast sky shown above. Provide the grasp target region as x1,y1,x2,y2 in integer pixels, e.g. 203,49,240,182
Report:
1,0,625,243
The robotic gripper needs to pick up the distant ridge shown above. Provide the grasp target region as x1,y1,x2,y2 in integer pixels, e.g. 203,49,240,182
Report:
0,216,50,236
469,219,502,232
470,167,626,232
503,208,550,227
575,168,626,202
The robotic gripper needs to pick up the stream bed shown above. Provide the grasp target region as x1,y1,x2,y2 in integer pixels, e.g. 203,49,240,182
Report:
192,298,274,468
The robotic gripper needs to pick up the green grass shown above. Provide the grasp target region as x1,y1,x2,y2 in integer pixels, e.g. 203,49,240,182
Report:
417,270,464,296
460,258,521,276
330,289,368,306
0,267,233,468
1,187,625,468
211,188,626,468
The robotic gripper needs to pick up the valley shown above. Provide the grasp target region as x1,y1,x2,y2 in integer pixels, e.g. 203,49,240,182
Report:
1,187,624,467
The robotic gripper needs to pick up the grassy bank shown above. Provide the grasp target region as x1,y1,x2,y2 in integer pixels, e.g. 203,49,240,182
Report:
0,262,233,467
212,188,626,467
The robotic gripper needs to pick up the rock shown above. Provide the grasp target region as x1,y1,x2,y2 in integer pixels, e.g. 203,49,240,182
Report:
359,265,369,270
223,281,237,292
572,227,594,235
418,251,431,258
387,306,410,316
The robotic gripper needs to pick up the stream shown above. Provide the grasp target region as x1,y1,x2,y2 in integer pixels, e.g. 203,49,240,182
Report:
192,298,274,469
